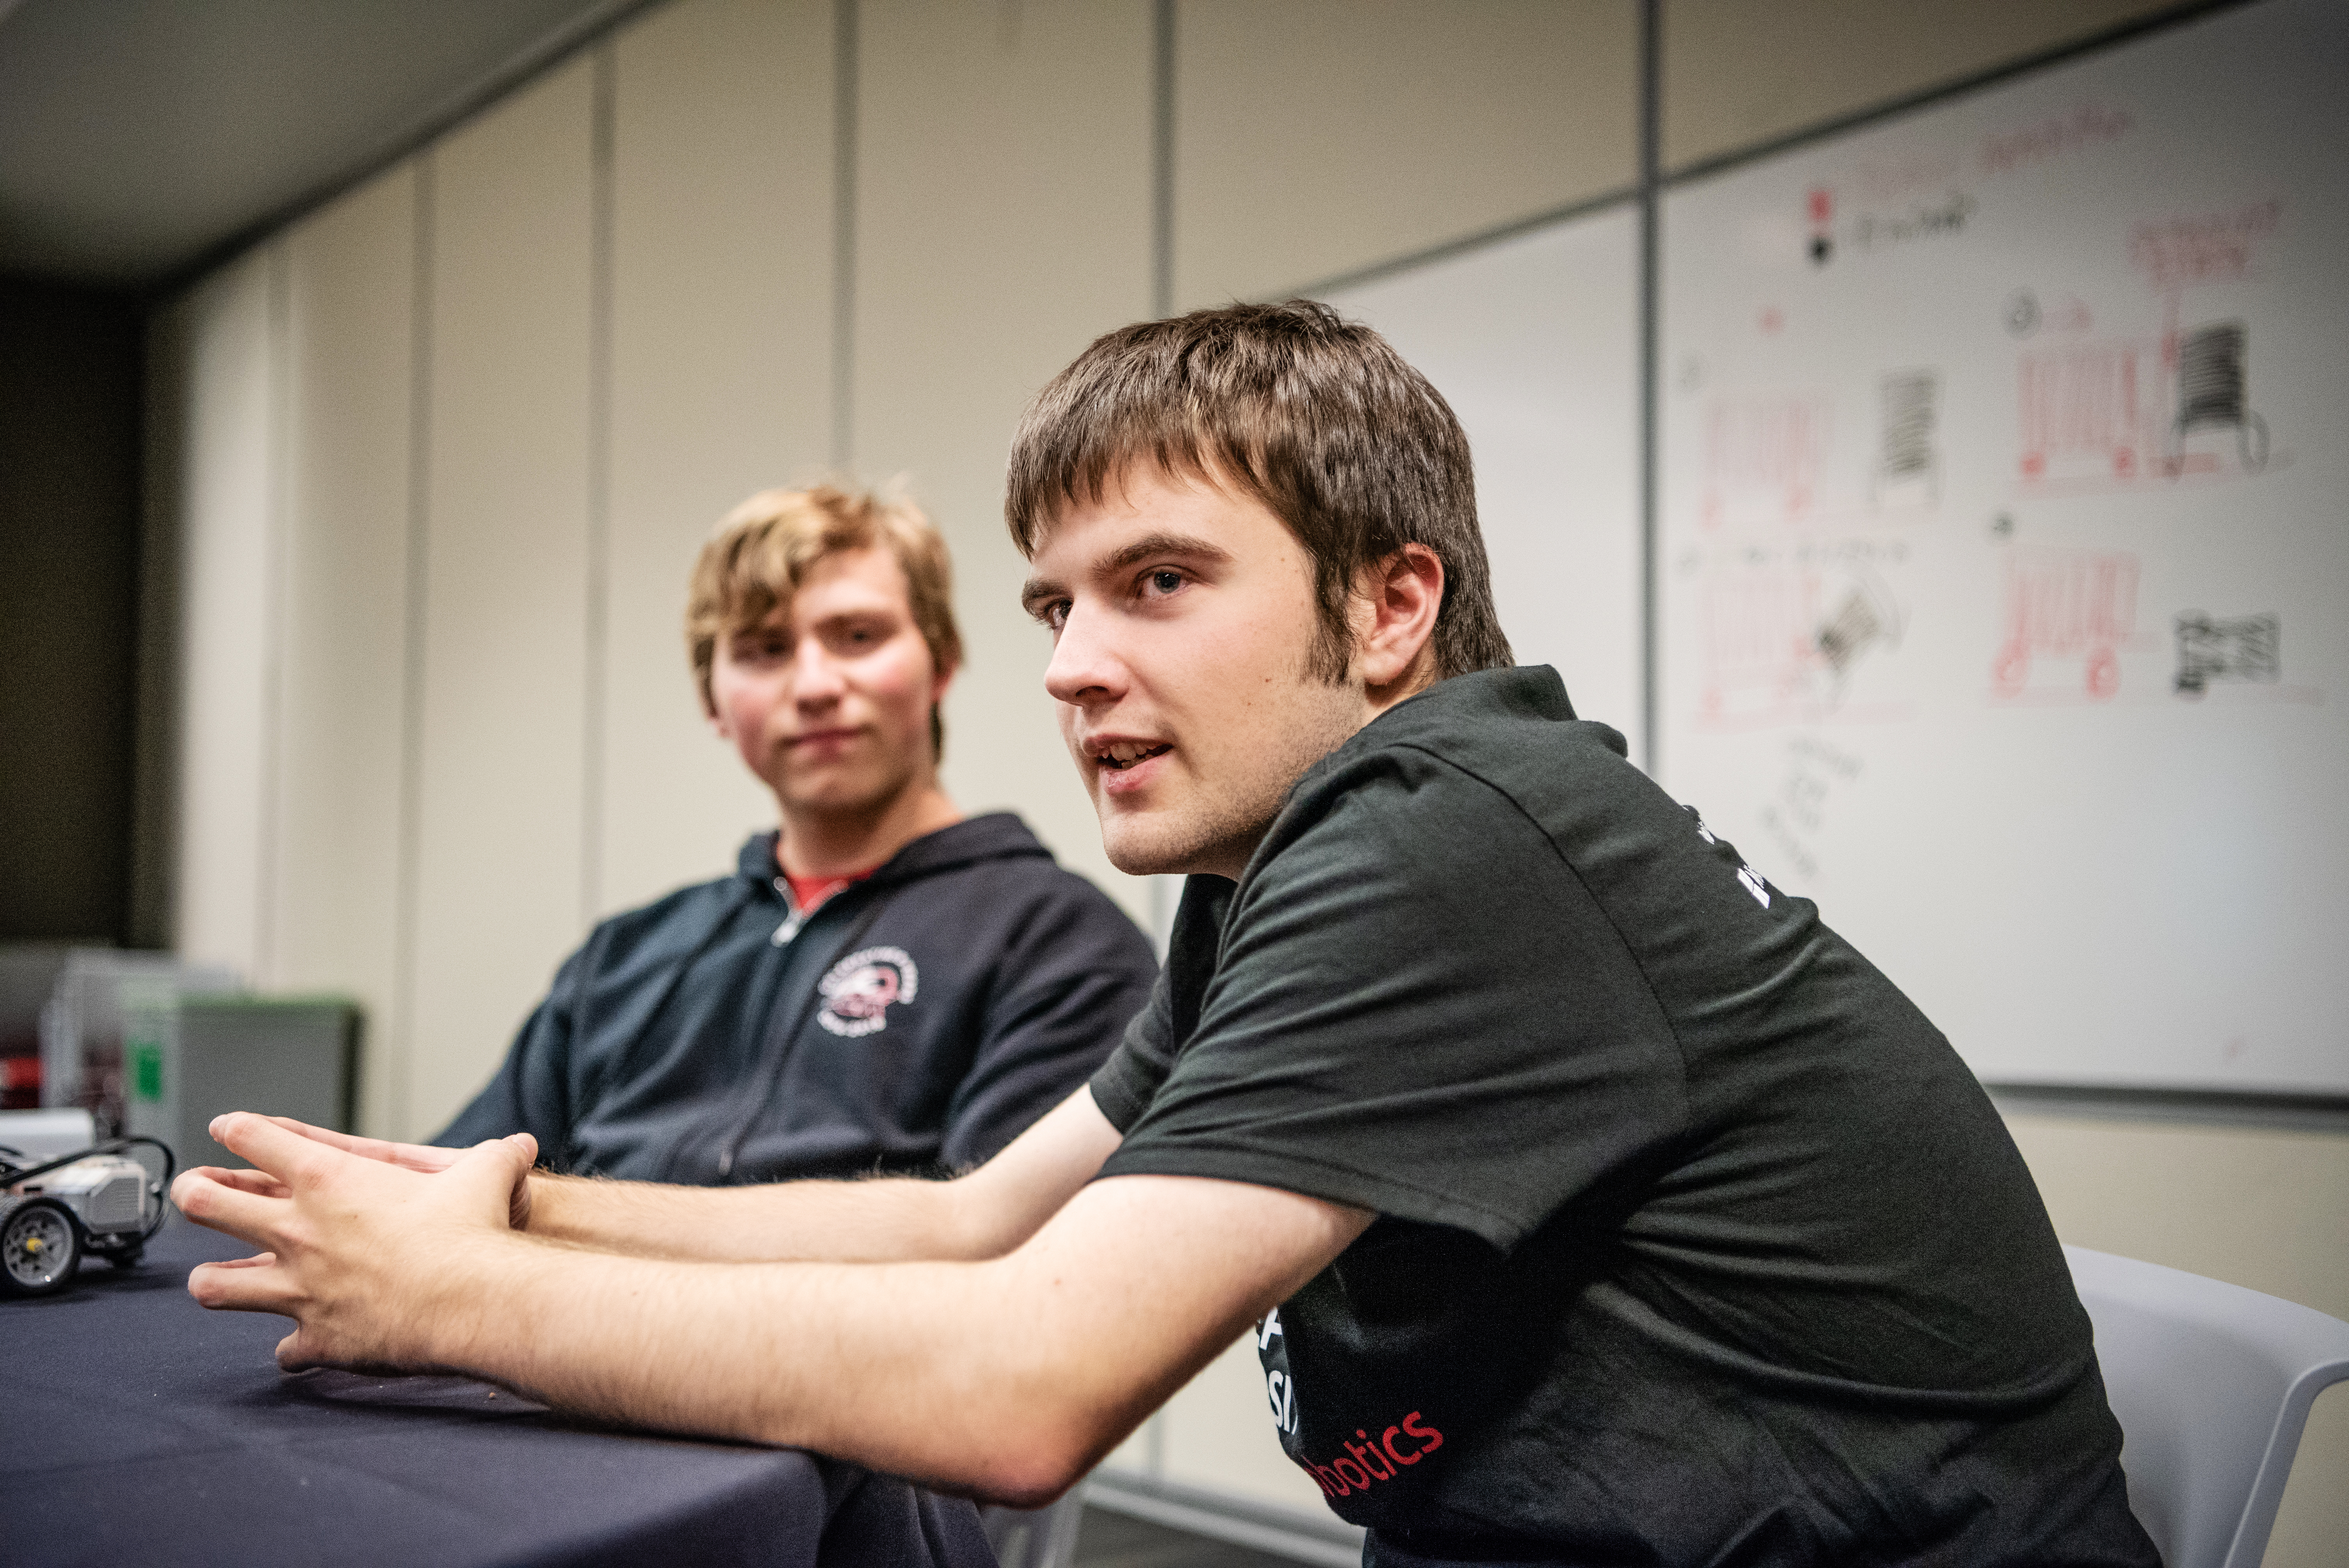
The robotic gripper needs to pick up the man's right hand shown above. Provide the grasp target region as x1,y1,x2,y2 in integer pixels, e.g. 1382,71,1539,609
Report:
176,1116,542,1376
247,1117,538,1231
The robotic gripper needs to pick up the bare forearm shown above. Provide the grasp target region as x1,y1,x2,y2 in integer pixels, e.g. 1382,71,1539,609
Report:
524,1089,1121,1266
524,1170,983,1263
441,1240,1101,1501
426,1175,1367,1505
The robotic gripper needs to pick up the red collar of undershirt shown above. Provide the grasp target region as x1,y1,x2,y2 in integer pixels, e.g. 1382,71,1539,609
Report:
780,865,875,916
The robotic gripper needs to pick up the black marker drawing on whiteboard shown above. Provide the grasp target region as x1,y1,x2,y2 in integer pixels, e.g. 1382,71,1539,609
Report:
1815,576,1902,679
1991,549,2139,702
1850,192,1977,255
1759,736,1864,887
1698,553,1903,723
1874,370,1939,509
1757,805,1820,885
2174,613,2280,697
2005,289,2090,339
2165,321,2269,475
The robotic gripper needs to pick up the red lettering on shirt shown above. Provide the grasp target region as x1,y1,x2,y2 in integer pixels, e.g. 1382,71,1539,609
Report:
1291,1408,1444,1499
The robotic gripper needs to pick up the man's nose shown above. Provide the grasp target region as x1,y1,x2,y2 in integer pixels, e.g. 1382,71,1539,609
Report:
791,639,847,701
1043,601,1126,708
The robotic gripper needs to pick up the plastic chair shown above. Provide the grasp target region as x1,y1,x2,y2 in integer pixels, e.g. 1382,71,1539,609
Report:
978,1491,1086,1568
2065,1245,2349,1568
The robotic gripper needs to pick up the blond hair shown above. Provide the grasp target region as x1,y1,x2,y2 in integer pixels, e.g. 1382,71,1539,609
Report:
686,484,963,757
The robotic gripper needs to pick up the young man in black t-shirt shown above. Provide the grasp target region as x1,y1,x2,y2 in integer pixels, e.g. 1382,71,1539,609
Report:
176,302,2158,1566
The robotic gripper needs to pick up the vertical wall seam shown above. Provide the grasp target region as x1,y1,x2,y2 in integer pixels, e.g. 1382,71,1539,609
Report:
1636,0,1661,778
831,0,858,469
390,154,436,1140
127,306,182,950
255,240,294,984
583,42,617,927
1150,0,1175,318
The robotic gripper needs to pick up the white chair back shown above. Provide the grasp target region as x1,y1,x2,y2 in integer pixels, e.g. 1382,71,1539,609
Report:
2066,1245,2349,1568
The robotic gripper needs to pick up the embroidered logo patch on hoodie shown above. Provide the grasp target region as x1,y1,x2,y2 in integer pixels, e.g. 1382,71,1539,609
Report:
816,946,920,1037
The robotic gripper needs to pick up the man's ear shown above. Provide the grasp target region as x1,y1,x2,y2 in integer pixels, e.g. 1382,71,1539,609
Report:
1353,543,1444,696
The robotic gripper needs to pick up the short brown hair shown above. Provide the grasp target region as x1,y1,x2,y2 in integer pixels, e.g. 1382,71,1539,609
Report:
686,484,963,757
1004,299,1511,682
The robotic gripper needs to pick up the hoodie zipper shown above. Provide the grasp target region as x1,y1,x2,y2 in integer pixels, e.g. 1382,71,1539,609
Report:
714,887,893,1181
771,877,807,946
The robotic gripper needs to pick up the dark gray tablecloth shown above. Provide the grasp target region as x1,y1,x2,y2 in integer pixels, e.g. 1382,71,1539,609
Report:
1,1218,998,1568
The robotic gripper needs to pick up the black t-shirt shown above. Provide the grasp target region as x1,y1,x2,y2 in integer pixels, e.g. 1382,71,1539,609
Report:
1089,666,2158,1568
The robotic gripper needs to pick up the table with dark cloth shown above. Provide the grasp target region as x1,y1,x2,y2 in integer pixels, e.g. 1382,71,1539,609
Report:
1,1219,998,1568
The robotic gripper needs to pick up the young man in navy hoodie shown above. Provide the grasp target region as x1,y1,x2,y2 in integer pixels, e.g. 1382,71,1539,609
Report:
435,484,1156,1185
180,305,2158,1567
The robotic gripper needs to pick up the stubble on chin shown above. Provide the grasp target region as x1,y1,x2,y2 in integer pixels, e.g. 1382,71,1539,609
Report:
1099,726,1355,880
1100,796,1273,880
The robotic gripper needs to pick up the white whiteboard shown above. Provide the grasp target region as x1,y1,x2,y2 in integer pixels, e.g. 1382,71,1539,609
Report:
1331,208,1643,752
1658,0,2349,1094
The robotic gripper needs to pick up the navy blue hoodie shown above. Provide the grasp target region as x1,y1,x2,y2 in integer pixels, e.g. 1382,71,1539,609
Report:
437,813,1157,1184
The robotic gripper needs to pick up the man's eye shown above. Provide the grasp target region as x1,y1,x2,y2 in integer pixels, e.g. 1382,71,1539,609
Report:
1043,602,1069,632
1147,570,1183,595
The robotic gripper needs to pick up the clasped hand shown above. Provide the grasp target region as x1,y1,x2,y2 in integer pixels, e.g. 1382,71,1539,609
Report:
171,1114,539,1374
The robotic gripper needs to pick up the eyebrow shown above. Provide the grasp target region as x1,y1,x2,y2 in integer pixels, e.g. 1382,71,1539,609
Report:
1019,531,1235,614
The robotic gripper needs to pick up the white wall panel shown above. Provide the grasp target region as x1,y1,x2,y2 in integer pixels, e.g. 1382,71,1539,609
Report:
1330,208,1643,750
1174,0,1636,306
170,247,280,981
1161,1333,1331,1515
853,0,1155,927
598,0,834,917
272,164,415,1137
409,60,596,1139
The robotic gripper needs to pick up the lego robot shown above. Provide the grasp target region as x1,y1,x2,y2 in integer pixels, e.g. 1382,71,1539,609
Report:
1,1137,175,1297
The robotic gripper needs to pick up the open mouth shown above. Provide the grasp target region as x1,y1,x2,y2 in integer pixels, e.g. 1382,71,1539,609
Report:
1093,742,1171,772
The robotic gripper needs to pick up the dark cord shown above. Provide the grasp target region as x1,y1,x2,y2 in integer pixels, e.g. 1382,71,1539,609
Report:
2,1137,178,1242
